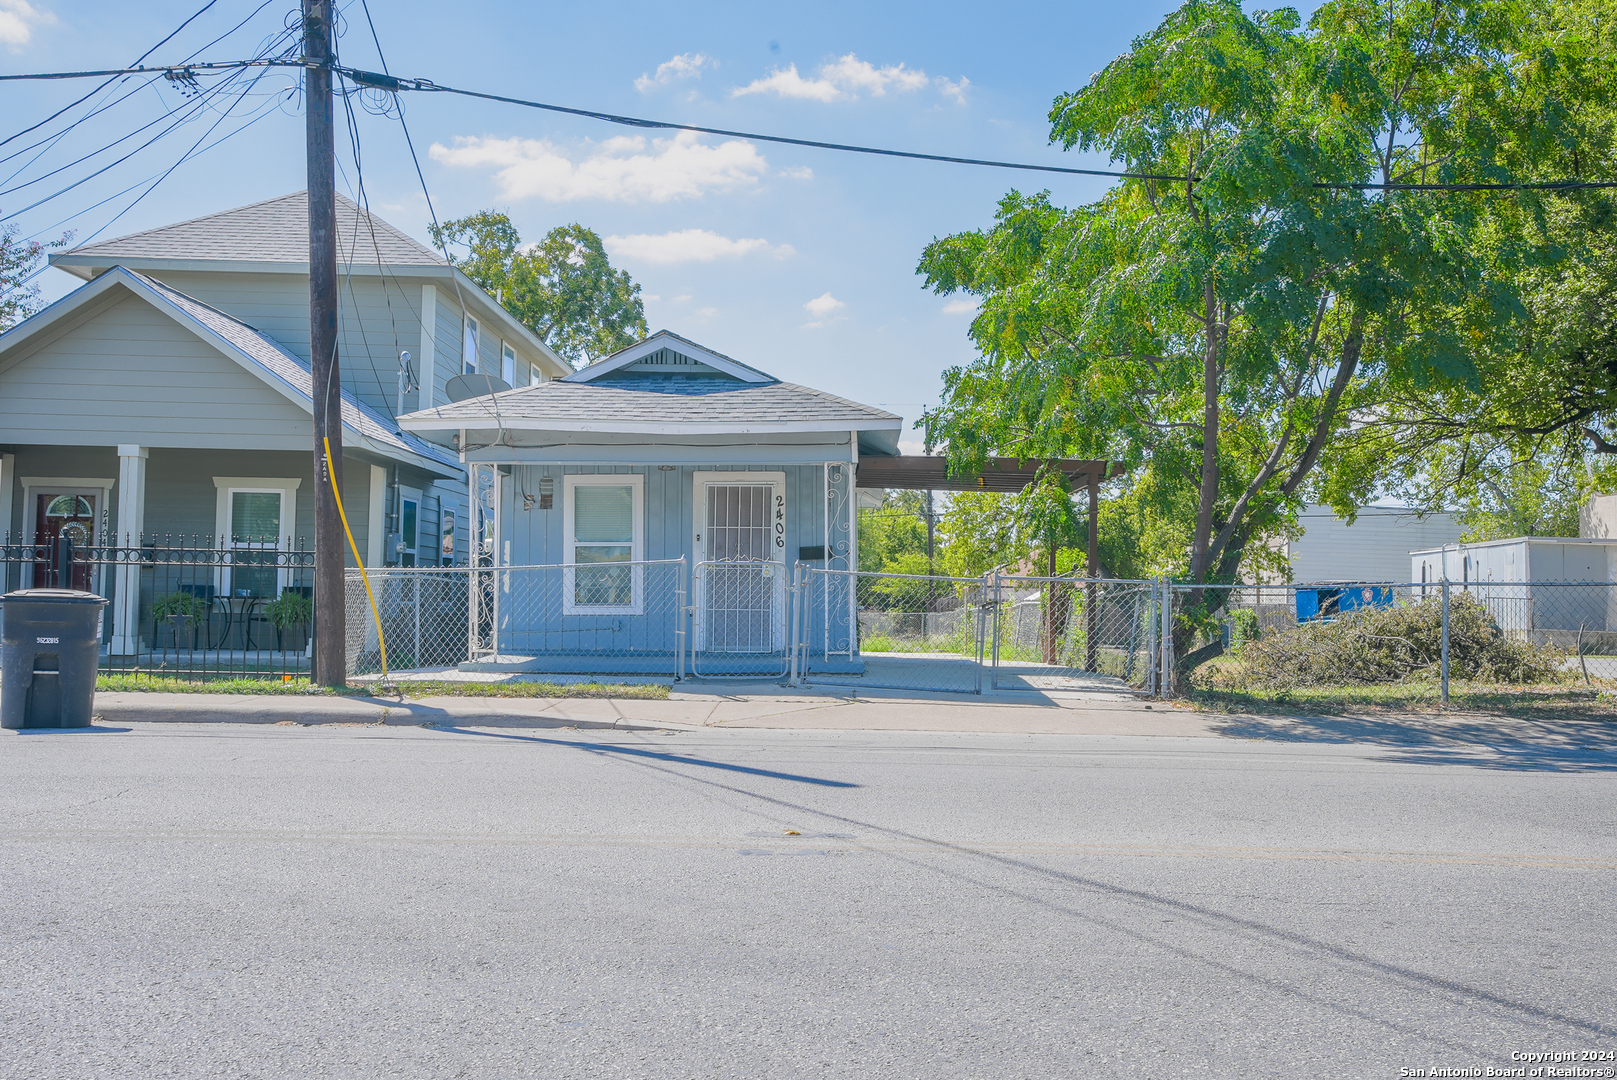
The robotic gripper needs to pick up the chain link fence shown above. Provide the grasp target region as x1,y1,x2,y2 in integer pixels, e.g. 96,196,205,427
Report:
987,575,1158,692
346,560,687,679
796,568,991,693
1168,579,1617,699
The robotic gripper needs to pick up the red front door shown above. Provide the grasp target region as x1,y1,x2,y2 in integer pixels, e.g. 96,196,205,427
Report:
33,494,96,591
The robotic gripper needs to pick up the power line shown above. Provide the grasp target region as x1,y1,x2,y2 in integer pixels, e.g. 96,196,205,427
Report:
0,0,224,151
0,59,305,83
340,68,1617,193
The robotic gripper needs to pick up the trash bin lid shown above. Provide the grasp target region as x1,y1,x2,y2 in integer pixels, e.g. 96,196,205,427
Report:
0,588,109,605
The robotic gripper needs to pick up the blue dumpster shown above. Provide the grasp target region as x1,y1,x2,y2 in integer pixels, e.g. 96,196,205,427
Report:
1296,584,1393,622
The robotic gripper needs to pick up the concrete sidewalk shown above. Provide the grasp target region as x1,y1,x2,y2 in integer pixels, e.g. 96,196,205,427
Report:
68,683,1217,737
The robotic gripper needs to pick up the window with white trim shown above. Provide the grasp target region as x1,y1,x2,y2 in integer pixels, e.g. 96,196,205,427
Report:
563,474,643,614
530,364,544,387
501,341,516,386
228,488,283,597
462,316,479,375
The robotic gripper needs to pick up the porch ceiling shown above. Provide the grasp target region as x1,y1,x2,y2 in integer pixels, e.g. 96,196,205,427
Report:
855,456,1125,493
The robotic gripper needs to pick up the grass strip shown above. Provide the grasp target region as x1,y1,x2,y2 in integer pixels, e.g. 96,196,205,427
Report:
1189,680,1617,720
95,674,668,700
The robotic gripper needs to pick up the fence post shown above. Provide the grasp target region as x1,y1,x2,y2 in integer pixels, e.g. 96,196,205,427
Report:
1160,580,1175,697
1145,580,1158,696
676,557,687,682
989,569,1002,691
789,562,801,687
1440,577,1450,705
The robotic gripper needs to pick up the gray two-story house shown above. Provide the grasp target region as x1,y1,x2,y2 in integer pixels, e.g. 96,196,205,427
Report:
0,191,568,656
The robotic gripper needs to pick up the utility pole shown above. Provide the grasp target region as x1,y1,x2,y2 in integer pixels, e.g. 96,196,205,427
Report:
305,0,344,686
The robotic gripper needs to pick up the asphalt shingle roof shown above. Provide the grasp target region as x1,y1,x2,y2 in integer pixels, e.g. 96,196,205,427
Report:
60,192,445,268
131,271,460,473
405,375,900,429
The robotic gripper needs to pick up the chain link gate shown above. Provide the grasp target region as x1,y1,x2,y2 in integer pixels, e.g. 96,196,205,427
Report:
986,573,1158,692
791,566,1160,695
689,558,792,677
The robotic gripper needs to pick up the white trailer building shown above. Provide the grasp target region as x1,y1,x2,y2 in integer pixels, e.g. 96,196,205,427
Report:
1410,537,1617,640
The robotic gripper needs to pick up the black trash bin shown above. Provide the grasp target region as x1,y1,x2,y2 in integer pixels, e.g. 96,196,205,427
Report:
1,589,109,729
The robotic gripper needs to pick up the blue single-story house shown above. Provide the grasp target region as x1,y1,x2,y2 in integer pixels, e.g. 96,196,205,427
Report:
396,330,900,675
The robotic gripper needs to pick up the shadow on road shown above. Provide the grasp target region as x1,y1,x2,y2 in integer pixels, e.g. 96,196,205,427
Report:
438,721,1615,1051
1208,712,1617,771
427,725,860,788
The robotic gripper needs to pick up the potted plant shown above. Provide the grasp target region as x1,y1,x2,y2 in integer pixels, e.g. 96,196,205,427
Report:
263,590,313,653
152,591,207,649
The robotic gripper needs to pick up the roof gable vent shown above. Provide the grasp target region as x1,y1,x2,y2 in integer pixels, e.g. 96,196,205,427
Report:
622,348,728,375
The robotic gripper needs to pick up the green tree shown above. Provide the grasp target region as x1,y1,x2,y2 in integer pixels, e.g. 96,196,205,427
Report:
1,219,69,331
1358,0,1617,516
918,0,1587,673
429,211,648,368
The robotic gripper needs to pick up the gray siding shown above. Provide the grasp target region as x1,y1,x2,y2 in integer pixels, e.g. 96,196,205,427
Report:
3,443,381,566
148,270,426,421
0,293,314,450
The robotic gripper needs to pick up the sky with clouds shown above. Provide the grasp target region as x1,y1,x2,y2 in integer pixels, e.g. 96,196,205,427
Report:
2,0,1267,448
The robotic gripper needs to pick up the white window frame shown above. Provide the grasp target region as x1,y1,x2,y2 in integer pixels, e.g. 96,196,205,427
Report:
462,315,479,375
530,364,544,387
213,477,301,598
501,341,516,386
562,473,644,615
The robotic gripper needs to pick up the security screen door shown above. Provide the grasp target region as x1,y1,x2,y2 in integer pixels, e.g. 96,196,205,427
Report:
699,482,783,652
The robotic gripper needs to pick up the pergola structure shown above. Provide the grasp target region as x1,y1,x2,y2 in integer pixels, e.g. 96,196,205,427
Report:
856,456,1126,668
855,455,1124,577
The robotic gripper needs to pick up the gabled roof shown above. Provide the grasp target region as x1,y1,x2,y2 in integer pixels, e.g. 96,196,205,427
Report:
565,329,775,384
50,191,445,278
400,373,900,452
0,266,461,478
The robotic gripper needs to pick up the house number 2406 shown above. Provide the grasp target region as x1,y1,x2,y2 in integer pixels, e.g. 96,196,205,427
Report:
775,494,785,547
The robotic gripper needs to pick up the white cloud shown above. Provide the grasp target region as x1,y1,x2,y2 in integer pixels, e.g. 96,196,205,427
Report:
804,292,844,318
731,64,842,102
0,0,54,49
731,53,965,103
942,298,979,315
694,307,718,318
605,229,793,265
936,76,971,104
801,291,847,328
634,52,713,92
428,130,768,203
778,165,813,180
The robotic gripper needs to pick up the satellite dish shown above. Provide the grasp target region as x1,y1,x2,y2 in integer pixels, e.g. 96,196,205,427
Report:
446,372,513,402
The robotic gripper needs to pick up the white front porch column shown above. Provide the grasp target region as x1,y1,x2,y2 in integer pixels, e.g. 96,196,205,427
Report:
110,445,148,654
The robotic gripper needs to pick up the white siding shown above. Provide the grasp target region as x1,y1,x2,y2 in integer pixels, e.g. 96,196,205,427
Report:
1287,505,1463,584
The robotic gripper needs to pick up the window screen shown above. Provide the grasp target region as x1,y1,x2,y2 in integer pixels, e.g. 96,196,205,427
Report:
229,491,281,597
572,484,633,606
231,491,280,542
501,343,516,386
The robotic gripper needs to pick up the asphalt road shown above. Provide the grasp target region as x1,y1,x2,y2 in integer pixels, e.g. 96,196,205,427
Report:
2,721,1614,1078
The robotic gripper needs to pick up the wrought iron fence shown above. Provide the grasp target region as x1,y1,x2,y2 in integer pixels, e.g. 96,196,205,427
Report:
0,531,315,679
